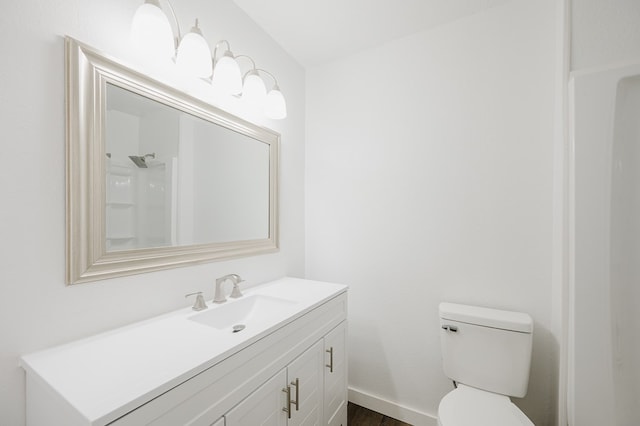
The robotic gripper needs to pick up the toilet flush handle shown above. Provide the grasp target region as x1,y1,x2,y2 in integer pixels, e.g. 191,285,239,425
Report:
442,324,458,332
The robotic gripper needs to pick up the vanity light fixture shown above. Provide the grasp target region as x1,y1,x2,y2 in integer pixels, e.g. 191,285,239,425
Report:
242,69,267,106
211,40,243,95
130,0,175,61
175,19,212,78
265,86,287,119
262,71,288,120
130,0,287,119
236,55,288,119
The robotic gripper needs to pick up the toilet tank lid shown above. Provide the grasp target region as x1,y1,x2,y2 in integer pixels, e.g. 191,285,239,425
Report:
439,303,533,333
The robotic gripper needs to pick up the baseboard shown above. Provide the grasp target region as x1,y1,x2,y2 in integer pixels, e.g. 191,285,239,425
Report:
348,387,438,426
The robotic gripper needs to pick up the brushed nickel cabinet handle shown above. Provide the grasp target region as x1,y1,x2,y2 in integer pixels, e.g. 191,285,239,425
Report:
282,386,291,419
290,378,299,411
326,347,334,373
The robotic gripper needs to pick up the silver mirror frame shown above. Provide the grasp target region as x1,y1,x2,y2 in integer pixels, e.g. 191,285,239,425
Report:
65,37,279,285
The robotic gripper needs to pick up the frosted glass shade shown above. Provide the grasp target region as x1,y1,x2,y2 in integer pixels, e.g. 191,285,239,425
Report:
265,86,287,119
211,52,242,95
130,1,175,60
242,70,267,106
176,25,212,78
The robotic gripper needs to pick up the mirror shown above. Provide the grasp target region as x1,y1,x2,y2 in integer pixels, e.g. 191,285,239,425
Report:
105,84,271,250
66,37,279,284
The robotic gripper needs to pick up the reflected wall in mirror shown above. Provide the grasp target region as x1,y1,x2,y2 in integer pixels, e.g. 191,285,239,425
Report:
66,37,279,284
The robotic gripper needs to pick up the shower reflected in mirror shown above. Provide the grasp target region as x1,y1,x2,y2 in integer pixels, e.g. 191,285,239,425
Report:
128,153,156,168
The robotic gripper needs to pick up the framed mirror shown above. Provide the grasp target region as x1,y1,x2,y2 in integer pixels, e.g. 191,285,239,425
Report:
65,37,279,284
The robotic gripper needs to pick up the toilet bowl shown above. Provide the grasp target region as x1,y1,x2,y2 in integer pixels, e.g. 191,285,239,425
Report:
438,302,535,426
437,384,534,426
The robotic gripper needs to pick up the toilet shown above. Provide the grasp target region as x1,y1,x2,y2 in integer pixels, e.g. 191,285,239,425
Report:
438,302,535,426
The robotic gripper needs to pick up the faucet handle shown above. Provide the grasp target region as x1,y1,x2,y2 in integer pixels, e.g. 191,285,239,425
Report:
230,280,244,299
185,292,208,311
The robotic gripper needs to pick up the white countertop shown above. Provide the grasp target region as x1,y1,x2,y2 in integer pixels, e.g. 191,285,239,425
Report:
20,277,347,424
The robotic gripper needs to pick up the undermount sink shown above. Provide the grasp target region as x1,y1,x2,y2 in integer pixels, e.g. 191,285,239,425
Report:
188,295,297,330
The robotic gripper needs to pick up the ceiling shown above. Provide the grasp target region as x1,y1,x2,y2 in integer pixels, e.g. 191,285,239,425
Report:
232,0,512,67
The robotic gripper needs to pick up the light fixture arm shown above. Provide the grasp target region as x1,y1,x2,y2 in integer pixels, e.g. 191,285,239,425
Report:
163,0,182,45
235,54,257,71
213,40,233,63
235,57,282,89
255,68,279,88
145,0,182,48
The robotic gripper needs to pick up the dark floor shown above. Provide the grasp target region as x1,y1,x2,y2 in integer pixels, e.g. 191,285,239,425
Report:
347,402,413,426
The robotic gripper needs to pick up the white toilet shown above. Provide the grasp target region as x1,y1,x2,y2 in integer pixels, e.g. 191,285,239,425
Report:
438,302,535,426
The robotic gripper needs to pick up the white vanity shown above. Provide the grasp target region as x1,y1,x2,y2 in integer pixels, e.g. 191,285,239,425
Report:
20,278,348,426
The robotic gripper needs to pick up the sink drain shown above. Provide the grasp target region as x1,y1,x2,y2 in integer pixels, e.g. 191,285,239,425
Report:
232,324,246,333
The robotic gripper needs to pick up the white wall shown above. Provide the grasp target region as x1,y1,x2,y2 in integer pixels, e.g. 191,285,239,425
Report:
305,1,559,424
571,0,640,71
0,1,305,425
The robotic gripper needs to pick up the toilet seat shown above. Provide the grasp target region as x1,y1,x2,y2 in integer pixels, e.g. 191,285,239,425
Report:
437,384,534,426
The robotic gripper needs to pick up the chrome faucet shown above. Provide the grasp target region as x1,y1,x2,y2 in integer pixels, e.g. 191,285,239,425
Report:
213,274,244,304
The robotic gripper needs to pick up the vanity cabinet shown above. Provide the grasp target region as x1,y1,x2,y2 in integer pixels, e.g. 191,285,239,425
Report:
111,303,346,426
225,340,325,426
224,323,346,426
21,279,348,426
323,322,348,426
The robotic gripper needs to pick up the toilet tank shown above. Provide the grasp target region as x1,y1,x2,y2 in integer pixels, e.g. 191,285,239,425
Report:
439,302,533,398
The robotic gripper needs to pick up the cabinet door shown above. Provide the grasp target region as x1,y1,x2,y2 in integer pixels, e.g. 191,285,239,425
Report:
323,322,347,426
225,369,288,426
287,340,325,426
